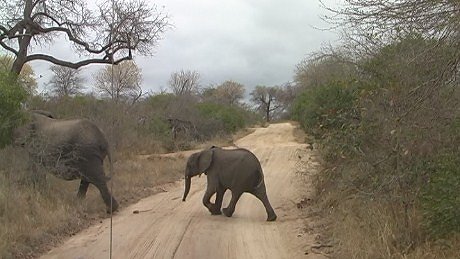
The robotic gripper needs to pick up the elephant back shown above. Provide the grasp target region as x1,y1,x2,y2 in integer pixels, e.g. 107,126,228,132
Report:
33,117,110,163
214,148,264,189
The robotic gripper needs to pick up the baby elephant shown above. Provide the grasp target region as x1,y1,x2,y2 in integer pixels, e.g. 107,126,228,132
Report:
182,146,277,221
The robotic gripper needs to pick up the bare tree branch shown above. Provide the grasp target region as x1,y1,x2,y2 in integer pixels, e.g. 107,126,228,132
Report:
0,0,170,75
93,60,143,104
47,65,84,97
26,53,131,68
168,70,201,96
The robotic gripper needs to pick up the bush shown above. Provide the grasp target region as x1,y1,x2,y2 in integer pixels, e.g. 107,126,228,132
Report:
291,81,361,161
196,102,247,134
0,71,27,147
291,81,357,136
421,153,460,238
145,115,171,138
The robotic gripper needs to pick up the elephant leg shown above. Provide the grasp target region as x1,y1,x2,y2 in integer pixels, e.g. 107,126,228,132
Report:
83,160,119,213
203,176,220,215
222,191,242,217
77,179,90,198
93,181,119,213
252,185,277,221
202,189,217,215
213,186,225,215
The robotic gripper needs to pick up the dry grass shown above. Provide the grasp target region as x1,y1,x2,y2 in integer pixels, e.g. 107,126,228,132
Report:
323,196,460,259
0,146,186,258
407,236,460,259
310,169,460,259
328,198,418,258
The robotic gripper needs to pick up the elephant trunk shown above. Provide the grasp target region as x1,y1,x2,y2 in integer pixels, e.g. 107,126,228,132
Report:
182,175,191,201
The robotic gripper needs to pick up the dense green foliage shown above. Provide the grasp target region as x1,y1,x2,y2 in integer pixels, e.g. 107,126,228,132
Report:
291,81,362,162
291,81,357,136
196,102,247,134
422,154,460,237
0,71,27,147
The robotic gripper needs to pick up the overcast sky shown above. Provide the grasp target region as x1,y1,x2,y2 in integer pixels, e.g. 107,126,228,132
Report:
30,0,339,95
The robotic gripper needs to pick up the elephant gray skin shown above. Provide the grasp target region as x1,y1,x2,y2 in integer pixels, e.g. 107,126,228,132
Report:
182,146,277,221
13,110,118,213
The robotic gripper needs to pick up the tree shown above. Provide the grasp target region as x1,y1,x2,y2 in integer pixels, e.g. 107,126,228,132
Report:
215,80,245,106
48,65,84,97
0,0,170,76
295,53,357,91
323,0,460,77
168,70,200,96
0,71,27,147
327,0,460,42
200,86,219,103
0,55,37,94
250,86,286,122
94,60,143,104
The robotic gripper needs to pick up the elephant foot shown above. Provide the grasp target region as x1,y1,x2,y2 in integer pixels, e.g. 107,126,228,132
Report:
205,204,221,215
106,200,119,214
210,205,222,215
211,209,222,215
106,206,118,214
222,208,234,217
267,213,277,222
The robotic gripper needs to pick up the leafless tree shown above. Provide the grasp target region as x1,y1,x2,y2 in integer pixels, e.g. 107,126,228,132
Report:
47,65,84,97
94,60,143,104
0,0,170,76
325,0,460,41
250,85,285,122
323,0,460,64
168,70,201,96
215,80,245,105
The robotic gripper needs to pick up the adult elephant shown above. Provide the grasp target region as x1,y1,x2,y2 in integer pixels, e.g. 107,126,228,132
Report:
14,110,118,213
182,146,277,221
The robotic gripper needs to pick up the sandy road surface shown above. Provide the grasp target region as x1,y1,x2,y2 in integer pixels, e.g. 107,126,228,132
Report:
41,123,323,259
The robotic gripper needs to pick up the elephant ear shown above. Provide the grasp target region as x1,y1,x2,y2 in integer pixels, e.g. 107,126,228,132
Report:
197,149,213,173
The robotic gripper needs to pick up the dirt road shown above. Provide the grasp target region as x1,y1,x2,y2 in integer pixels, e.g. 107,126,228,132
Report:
41,123,323,259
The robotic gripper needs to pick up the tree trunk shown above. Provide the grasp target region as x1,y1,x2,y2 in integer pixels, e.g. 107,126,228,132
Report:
265,100,271,122
11,0,34,75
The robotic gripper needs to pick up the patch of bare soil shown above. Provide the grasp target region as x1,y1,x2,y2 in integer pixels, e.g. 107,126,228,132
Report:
40,123,327,259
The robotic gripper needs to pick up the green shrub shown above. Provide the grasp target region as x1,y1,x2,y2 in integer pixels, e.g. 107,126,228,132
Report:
291,81,358,138
196,102,246,134
421,153,460,238
0,71,27,147
147,115,171,138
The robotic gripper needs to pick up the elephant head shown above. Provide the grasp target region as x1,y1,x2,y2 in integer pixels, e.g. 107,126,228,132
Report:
182,149,213,201
12,110,53,147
